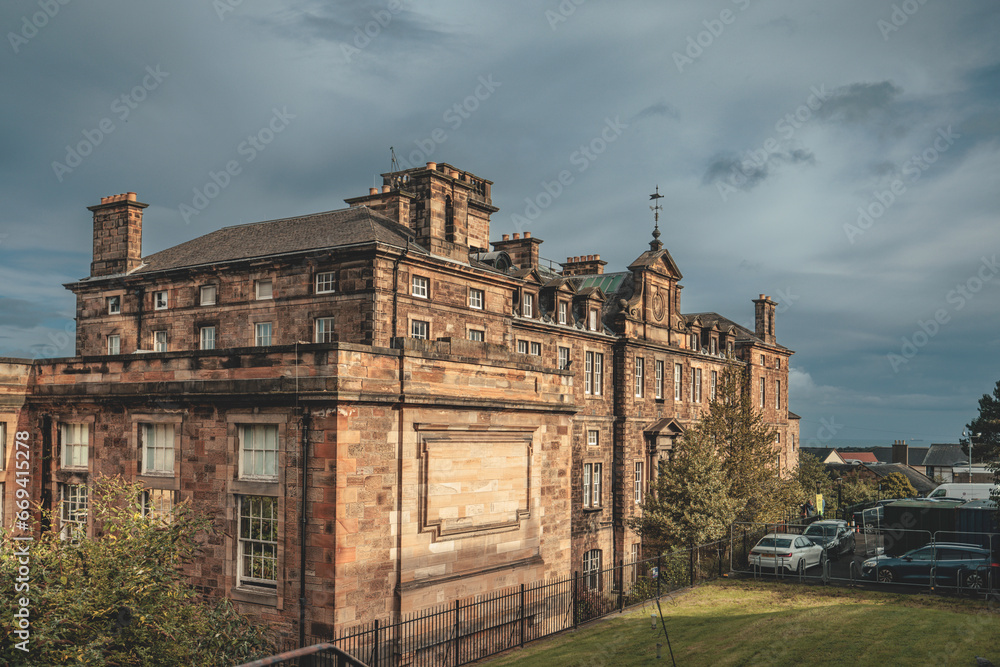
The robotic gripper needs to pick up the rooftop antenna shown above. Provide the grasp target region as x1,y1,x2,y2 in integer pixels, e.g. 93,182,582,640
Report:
390,146,400,173
649,185,664,250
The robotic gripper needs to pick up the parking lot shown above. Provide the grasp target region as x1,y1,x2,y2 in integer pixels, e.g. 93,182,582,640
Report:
736,525,998,597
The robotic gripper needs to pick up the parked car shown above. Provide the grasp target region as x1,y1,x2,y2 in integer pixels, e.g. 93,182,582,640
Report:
803,520,855,559
749,533,825,574
860,542,999,589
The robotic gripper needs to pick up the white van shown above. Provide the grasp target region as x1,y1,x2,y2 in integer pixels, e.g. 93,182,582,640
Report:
927,483,997,501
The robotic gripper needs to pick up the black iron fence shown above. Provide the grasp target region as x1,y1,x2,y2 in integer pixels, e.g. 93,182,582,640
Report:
273,540,733,667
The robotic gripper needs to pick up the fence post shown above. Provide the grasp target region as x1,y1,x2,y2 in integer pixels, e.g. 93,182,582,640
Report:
573,570,579,629
454,599,460,667
689,542,695,587
520,583,526,648
619,559,625,613
656,554,661,598
373,619,379,667
718,542,723,577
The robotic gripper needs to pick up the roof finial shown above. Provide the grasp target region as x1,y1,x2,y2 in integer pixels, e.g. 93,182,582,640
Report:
649,185,663,250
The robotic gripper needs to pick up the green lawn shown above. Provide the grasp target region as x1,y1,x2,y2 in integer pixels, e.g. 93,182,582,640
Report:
479,578,1000,666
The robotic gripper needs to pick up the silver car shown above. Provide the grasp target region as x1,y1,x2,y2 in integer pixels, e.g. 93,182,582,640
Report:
749,532,826,574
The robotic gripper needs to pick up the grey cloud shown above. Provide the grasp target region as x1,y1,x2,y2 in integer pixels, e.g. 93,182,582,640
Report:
702,148,815,191
0,297,63,329
814,81,903,124
632,101,679,122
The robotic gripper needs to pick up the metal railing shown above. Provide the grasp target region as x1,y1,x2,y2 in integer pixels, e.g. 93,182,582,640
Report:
236,642,369,667
274,542,731,667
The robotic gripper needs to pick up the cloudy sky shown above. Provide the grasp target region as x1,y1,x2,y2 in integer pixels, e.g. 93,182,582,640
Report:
1,0,998,447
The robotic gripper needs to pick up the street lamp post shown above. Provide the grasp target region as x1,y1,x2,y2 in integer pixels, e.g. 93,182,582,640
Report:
835,478,843,520
962,430,981,483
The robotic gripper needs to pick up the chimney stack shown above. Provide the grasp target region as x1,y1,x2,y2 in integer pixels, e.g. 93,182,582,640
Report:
560,254,607,276
88,192,147,277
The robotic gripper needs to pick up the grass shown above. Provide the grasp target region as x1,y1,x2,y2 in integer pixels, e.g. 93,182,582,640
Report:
478,578,1000,666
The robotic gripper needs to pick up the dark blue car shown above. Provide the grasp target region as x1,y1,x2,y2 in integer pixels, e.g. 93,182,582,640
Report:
861,542,999,589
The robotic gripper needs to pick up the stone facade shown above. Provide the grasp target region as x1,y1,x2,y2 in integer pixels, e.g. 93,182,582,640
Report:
0,160,797,641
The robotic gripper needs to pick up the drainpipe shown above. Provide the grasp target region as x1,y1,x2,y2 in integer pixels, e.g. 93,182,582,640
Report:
133,286,145,351
298,410,311,648
390,240,410,343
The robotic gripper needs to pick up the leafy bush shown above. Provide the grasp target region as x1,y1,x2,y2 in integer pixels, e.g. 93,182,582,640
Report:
0,476,274,666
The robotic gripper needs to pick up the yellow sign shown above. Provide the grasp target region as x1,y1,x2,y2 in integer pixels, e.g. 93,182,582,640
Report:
815,494,824,515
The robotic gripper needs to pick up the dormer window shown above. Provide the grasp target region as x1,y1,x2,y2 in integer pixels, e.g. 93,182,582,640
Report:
589,309,598,332
523,293,533,318
710,338,717,355
200,285,217,306
558,301,567,325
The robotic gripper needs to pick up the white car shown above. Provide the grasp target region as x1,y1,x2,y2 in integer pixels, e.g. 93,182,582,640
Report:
749,532,826,573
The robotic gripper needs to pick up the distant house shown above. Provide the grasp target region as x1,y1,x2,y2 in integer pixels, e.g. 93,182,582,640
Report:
825,462,936,497
800,448,846,464
840,452,878,464
920,443,992,483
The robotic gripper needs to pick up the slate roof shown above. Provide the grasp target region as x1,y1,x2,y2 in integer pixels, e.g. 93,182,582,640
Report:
124,206,425,277
920,443,967,467
682,311,789,350
824,462,937,495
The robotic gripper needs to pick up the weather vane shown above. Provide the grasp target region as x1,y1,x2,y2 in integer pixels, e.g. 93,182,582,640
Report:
649,185,663,241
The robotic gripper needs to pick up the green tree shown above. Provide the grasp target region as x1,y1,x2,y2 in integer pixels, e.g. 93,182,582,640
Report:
702,364,788,524
879,472,917,499
626,427,738,550
629,363,796,548
966,380,1000,462
0,476,273,666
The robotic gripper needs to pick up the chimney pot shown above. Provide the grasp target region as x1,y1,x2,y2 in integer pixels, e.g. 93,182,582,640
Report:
524,231,531,238
382,185,391,193
369,188,378,195
512,233,520,239
426,162,437,170
502,234,510,241
126,192,136,201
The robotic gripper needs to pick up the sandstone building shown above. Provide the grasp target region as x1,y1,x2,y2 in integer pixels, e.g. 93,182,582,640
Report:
0,161,797,638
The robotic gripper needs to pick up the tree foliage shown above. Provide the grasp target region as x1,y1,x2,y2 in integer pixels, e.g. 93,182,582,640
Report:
0,476,274,666
966,380,1000,462
879,472,917,499
628,364,796,549
626,427,738,550
702,364,794,524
